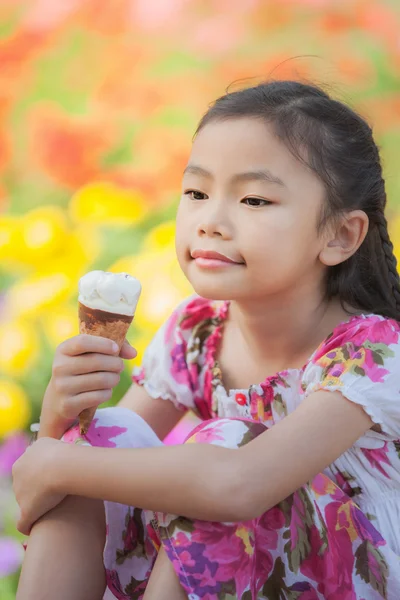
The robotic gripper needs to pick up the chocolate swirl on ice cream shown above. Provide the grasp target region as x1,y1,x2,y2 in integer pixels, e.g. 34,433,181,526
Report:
78,270,141,435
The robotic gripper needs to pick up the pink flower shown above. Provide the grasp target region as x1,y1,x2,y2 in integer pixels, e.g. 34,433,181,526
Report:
192,520,253,589
253,508,285,592
301,501,356,600
170,341,190,386
259,383,274,406
85,419,127,448
121,509,145,556
193,393,213,420
351,318,400,346
174,531,192,547
179,297,217,331
187,420,227,444
334,472,355,497
315,315,399,363
62,426,81,444
63,419,128,447
106,569,128,600
361,443,391,478
0,433,29,476
350,505,385,547
362,348,390,383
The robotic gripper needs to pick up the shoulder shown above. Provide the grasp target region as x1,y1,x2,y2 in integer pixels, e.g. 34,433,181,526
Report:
303,313,400,422
312,313,400,364
308,313,400,385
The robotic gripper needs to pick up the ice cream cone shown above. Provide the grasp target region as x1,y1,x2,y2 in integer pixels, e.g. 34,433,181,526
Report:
78,303,133,435
77,270,141,436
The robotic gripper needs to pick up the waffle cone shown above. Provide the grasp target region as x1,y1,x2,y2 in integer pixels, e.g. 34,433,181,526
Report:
78,302,133,435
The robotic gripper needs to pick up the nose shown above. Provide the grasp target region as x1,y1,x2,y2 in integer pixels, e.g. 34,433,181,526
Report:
197,214,232,240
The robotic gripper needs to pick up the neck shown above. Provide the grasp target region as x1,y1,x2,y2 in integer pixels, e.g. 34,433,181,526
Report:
228,285,347,371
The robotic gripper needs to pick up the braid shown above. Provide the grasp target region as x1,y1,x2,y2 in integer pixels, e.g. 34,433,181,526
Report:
375,210,400,317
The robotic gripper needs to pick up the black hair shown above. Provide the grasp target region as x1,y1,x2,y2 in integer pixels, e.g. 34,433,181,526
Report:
196,80,400,321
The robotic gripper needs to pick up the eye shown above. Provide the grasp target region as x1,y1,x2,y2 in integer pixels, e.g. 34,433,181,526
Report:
242,197,271,207
184,190,208,200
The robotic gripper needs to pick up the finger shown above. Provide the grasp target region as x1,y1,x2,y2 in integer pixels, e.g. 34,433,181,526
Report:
17,515,31,537
60,335,119,357
68,354,124,376
119,340,137,360
71,389,114,412
66,372,121,395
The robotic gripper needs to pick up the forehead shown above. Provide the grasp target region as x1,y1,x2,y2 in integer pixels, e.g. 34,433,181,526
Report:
189,117,325,198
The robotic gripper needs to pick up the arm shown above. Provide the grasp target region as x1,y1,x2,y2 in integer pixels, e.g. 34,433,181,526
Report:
118,382,184,440
38,335,183,441
39,383,183,442
49,389,372,521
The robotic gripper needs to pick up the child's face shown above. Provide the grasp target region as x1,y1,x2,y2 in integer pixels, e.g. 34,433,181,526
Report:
175,117,328,302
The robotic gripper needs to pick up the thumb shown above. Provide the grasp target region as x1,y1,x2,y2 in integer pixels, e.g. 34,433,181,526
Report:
119,340,137,360
17,513,31,537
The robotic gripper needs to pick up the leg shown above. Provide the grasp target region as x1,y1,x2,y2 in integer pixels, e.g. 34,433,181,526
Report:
18,408,163,600
143,546,187,600
156,418,400,599
17,495,106,600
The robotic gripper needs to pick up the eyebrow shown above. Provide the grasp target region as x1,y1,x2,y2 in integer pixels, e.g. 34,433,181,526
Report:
183,164,286,187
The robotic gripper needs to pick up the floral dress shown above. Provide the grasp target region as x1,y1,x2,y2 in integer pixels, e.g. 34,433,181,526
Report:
64,295,400,600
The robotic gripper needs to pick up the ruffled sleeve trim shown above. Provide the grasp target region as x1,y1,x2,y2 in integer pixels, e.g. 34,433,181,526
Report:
304,382,387,432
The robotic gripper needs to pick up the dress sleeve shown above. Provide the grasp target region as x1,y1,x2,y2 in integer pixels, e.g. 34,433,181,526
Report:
132,296,196,411
302,315,400,439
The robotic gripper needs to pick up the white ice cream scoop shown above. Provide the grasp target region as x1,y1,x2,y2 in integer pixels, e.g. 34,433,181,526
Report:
78,270,142,316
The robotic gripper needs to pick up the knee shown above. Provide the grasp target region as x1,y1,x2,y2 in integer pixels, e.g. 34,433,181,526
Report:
184,417,267,450
62,406,163,449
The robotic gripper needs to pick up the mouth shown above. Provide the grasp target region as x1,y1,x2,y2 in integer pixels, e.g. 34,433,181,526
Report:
191,249,245,269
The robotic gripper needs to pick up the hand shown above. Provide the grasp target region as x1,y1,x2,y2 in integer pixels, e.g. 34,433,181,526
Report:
12,437,69,535
41,335,137,435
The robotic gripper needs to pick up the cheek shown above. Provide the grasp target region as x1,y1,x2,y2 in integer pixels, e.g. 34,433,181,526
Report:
244,213,319,271
175,205,189,266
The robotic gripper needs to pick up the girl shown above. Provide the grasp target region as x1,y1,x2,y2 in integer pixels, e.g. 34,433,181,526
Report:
13,81,400,600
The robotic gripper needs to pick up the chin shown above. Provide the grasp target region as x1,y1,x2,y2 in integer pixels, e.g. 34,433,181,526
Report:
183,262,248,302
190,279,242,302
192,288,231,301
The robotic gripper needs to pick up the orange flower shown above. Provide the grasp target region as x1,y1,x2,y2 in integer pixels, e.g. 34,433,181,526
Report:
0,131,10,175
29,106,114,188
78,0,135,35
0,30,48,75
334,56,375,86
362,96,400,133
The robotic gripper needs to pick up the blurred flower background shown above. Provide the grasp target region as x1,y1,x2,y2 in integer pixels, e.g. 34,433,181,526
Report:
1,0,400,596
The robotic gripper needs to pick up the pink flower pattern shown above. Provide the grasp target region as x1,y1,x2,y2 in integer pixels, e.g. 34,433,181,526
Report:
62,297,400,598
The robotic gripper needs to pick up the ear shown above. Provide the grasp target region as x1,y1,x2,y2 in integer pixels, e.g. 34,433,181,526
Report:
319,210,369,267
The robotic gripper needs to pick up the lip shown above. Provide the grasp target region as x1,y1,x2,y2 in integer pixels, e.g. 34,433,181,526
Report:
191,249,244,269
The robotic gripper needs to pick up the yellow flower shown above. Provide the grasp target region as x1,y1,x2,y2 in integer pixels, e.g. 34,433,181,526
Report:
4,272,72,319
39,226,101,283
256,397,265,421
0,215,18,260
69,181,147,226
235,526,254,556
109,247,192,331
2,207,70,268
0,380,31,438
0,319,39,375
41,305,79,348
22,205,69,256
143,221,176,250
337,504,358,542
